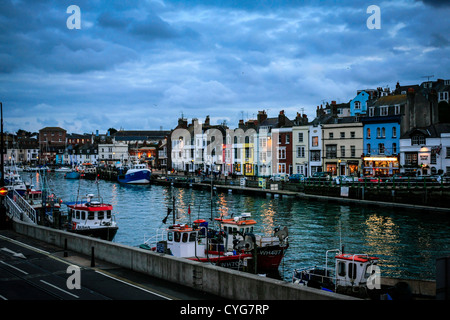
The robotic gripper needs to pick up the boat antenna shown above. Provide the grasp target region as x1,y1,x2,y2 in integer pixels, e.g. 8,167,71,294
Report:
339,219,342,253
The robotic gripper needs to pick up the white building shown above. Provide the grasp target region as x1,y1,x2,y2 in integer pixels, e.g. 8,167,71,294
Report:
98,143,129,165
399,124,450,176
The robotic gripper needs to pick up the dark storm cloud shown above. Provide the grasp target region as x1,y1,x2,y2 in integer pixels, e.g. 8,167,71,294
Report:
1,0,449,134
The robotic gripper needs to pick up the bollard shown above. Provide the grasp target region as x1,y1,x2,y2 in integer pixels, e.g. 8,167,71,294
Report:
64,238,68,257
91,247,95,267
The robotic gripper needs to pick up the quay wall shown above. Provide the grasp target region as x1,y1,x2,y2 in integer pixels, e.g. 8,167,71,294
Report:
12,220,355,300
150,177,450,213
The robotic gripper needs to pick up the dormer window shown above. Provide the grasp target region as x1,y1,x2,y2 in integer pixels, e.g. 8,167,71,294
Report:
411,135,426,145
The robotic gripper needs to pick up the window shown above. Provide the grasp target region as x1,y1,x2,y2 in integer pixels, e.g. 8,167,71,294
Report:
412,135,426,145
382,127,385,138
380,106,388,116
348,263,357,280
367,143,371,154
338,262,346,276
298,132,303,142
286,135,290,144
354,101,361,109
350,131,355,138
392,127,397,138
310,150,321,161
278,148,286,159
377,128,381,138
351,146,356,157
392,143,397,154
312,136,319,147
378,143,385,154
405,152,418,165
326,145,337,158
439,92,449,102
395,105,400,115
340,132,345,139
367,128,371,139
278,163,286,174
368,107,375,117
329,132,334,139
297,146,305,158
340,146,345,157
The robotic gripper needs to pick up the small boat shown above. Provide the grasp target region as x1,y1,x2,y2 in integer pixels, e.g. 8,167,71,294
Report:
64,170,80,179
55,166,72,172
118,162,151,184
4,170,30,195
292,247,414,300
65,193,118,241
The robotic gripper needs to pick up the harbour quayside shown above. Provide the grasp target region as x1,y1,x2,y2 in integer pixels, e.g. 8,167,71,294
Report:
139,202,289,275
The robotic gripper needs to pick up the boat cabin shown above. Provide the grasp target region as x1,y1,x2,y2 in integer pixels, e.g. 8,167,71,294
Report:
162,220,208,258
215,213,256,251
334,253,379,288
67,194,115,230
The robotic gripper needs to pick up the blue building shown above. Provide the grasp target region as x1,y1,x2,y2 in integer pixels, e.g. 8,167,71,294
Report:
362,115,401,176
350,90,374,117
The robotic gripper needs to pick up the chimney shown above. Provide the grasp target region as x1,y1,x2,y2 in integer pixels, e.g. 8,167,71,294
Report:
204,115,210,127
278,110,286,127
257,110,267,124
177,117,188,128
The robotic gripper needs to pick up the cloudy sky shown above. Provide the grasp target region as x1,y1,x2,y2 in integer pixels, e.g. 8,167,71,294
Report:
1,0,449,135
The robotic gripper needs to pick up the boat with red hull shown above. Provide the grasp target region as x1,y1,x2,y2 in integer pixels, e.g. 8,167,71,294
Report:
140,212,288,274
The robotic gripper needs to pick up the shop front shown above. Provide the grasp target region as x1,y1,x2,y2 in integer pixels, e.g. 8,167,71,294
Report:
363,156,399,176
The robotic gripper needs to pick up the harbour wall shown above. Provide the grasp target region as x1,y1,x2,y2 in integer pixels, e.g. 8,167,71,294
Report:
151,176,450,213
12,219,355,300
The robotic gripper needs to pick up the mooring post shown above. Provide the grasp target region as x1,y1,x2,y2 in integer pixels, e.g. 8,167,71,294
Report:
64,238,68,257
91,246,95,267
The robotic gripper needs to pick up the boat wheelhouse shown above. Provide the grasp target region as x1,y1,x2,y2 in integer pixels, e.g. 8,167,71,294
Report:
292,248,381,298
66,193,118,241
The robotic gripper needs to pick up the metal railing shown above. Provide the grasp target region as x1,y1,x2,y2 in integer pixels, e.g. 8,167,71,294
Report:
5,190,37,224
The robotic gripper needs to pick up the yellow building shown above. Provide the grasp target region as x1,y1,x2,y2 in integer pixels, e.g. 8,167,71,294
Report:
322,121,363,176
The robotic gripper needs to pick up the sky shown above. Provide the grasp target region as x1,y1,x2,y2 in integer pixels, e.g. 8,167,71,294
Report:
1,0,449,135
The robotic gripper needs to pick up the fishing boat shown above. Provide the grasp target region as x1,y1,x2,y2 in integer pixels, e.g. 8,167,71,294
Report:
65,193,118,241
140,207,289,273
215,213,289,272
291,247,414,300
118,162,151,184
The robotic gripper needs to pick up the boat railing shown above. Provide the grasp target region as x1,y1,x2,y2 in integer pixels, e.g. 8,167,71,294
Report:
292,266,335,286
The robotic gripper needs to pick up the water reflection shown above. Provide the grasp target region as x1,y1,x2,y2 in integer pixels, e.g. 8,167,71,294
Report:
24,172,450,281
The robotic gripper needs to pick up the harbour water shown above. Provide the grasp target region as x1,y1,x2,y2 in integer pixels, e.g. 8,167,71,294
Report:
28,171,450,282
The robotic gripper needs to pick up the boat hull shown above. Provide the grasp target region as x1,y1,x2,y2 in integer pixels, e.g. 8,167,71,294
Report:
64,172,80,179
68,226,118,241
118,169,151,184
257,244,289,271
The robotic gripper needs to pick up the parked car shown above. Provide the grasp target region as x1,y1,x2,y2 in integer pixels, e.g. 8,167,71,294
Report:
334,175,357,184
311,171,332,180
270,174,288,182
289,174,305,183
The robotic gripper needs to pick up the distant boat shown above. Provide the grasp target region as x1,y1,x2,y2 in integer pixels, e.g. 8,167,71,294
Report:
55,166,72,172
64,170,80,179
118,162,151,184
